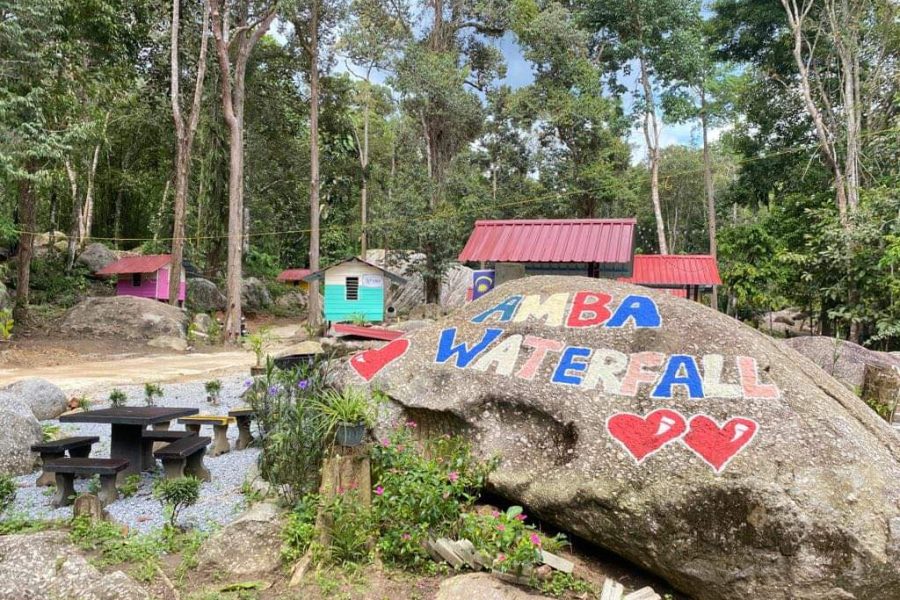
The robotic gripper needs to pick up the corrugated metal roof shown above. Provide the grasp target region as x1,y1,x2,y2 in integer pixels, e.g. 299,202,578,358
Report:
457,219,636,264
277,268,312,282
627,254,722,286
303,257,408,284
96,254,172,275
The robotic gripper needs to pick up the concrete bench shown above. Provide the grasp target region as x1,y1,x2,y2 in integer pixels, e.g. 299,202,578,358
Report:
43,457,128,508
177,416,235,457
140,429,196,467
228,408,255,450
30,436,100,486
154,435,211,481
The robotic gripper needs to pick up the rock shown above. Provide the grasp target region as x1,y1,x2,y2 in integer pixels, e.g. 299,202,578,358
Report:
275,290,307,313
436,573,549,600
198,502,283,577
76,243,116,273
278,341,324,356
241,277,272,313
187,278,226,313
389,319,434,334
192,312,212,334
61,296,188,341
366,249,473,314
147,336,188,352
0,378,68,420
0,531,149,600
54,240,69,253
408,303,450,321
783,336,900,392
340,276,900,599
0,281,8,311
0,400,41,476
760,308,812,337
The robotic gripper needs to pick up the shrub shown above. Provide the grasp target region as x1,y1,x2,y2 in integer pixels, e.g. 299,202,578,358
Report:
0,309,13,341
321,490,375,564
314,387,377,434
282,494,319,564
243,327,273,367
204,379,223,405
120,474,142,498
74,395,92,410
153,477,201,529
0,475,15,515
108,388,127,408
458,506,564,575
143,383,163,406
41,423,60,442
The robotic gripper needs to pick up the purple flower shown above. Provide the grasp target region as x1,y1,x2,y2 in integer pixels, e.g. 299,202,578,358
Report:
243,379,253,388
374,485,384,496
297,380,309,390
268,385,279,395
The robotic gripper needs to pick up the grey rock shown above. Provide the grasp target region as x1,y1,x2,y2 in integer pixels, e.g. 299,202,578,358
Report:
783,336,900,391
147,336,188,352
436,573,549,600
0,378,68,420
192,312,212,333
198,502,283,576
0,531,149,600
76,243,116,273
61,296,188,341
0,400,41,476
366,249,472,314
275,290,307,313
389,319,434,334
188,278,226,313
0,281,8,311
339,276,900,600
241,277,272,313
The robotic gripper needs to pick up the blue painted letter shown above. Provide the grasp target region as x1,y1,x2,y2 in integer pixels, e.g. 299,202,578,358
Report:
471,295,523,323
652,355,704,398
606,295,661,328
435,327,504,368
551,346,592,385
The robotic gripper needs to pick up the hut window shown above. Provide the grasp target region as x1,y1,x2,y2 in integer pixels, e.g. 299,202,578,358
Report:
131,273,142,287
345,277,359,301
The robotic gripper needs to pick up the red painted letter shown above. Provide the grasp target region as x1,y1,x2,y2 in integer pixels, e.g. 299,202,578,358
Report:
737,356,780,399
515,336,565,380
566,291,612,328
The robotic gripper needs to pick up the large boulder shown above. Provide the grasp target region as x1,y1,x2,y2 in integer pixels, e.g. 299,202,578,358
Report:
275,289,307,313
0,531,149,600
0,281,8,311
76,243,116,273
0,378,68,420
339,276,900,599
61,296,188,341
783,336,900,391
187,278,226,313
436,573,549,600
0,400,41,476
366,249,473,313
198,502,283,577
241,277,272,313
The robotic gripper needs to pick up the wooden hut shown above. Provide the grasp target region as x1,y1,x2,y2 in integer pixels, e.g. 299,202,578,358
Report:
303,257,406,324
276,268,311,292
96,254,186,306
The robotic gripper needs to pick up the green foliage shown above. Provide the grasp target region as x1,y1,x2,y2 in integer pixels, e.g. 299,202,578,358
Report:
86,474,102,496
348,312,368,326
459,506,564,575
320,490,375,564
313,387,377,434
0,309,13,341
41,423,61,442
143,382,163,406
0,475,15,515
25,257,94,309
243,328,273,367
153,477,201,529
74,395,92,411
205,379,223,405
0,515,59,535
108,388,127,408
244,248,282,279
282,494,319,564
538,572,597,598
120,474,141,499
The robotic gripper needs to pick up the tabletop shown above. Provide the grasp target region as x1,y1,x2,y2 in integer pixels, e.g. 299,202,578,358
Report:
59,406,199,426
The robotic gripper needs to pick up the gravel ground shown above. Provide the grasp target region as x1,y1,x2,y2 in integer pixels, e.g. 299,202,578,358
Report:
9,376,262,534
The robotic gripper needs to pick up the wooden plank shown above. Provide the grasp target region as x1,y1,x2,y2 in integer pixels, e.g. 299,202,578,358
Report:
623,587,661,600
600,578,625,600
540,550,574,574
451,539,479,570
434,538,465,569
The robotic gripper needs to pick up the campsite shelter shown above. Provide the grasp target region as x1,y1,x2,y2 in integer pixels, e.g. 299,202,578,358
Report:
620,254,722,301
303,257,406,323
457,218,636,282
96,254,186,305
276,268,311,292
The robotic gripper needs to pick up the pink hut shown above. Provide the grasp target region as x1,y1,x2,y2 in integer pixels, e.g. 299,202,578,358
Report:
97,254,186,306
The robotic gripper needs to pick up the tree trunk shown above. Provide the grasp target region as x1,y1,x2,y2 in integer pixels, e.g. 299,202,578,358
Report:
701,89,718,310
307,1,323,329
640,57,667,254
359,87,369,259
15,163,37,320
64,160,81,272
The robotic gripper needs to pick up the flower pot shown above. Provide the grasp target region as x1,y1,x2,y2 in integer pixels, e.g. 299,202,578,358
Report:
250,366,266,376
334,422,366,447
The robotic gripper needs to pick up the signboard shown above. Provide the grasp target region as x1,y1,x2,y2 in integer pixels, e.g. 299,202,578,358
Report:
471,270,495,301
361,274,384,288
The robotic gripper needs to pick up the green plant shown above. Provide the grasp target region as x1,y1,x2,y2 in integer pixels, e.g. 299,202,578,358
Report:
87,474,101,495
0,309,13,341
314,387,376,434
153,477,201,529
282,494,320,564
538,572,596,598
459,506,563,575
348,312,368,326
143,382,163,406
243,327,273,367
0,515,59,534
320,490,375,564
74,395,92,411
120,474,141,498
0,475,16,515
205,379,223,405
206,316,222,344
41,423,61,442
108,388,127,408
187,322,199,344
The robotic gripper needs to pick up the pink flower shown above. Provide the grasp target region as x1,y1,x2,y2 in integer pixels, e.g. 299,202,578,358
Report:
514,514,527,521
496,524,506,532
530,533,542,546
448,471,459,483
374,486,384,496
406,420,417,428
491,510,500,518
380,438,390,447
497,553,506,562
337,486,344,495
401,533,411,541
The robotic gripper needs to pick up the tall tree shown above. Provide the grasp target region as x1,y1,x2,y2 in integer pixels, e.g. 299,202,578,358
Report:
209,0,277,340
169,0,210,304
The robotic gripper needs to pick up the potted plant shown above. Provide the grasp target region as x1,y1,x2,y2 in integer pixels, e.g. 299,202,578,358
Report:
205,379,222,405
244,328,272,376
316,387,375,447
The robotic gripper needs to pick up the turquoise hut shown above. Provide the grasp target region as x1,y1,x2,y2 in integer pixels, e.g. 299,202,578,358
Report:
303,257,406,324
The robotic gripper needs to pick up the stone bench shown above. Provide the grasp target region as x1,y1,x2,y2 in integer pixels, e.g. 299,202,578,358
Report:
141,429,196,467
154,435,211,481
228,408,255,450
43,457,129,508
30,436,100,486
177,416,235,456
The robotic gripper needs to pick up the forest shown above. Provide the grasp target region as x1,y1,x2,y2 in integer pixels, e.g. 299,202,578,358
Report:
1,0,898,347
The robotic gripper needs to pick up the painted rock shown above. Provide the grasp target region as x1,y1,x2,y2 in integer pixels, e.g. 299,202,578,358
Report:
338,276,900,600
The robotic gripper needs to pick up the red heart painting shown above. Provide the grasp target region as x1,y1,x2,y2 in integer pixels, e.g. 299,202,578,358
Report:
683,415,759,473
606,409,687,464
349,338,410,382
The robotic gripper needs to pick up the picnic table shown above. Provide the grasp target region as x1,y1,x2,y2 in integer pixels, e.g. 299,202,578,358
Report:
60,407,198,481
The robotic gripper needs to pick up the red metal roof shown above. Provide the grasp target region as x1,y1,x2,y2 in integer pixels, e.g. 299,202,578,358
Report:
626,254,722,286
333,323,403,341
96,254,172,276
277,268,312,282
458,219,635,264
